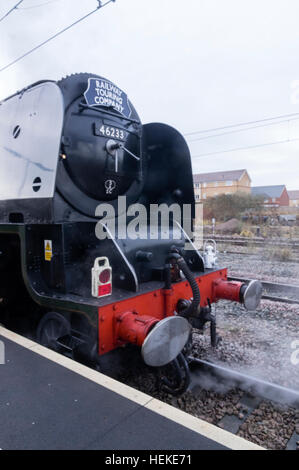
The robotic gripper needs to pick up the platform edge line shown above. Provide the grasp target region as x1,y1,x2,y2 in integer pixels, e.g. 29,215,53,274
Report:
145,399,264,450
0,326,264,451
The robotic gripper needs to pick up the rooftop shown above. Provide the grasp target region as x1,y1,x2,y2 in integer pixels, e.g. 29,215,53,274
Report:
193,169,249,184
288,190,299,199
251,185,286,198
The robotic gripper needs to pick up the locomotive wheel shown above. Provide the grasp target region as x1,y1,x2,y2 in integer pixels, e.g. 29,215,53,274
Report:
37,312,70,352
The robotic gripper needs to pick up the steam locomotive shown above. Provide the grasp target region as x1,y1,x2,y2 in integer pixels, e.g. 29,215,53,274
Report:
0,73,262,393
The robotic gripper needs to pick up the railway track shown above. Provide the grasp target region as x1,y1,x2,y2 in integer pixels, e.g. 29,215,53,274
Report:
189,357,299,407
228,276,299,304
203,235,299,250
218,249,299,263
188,357,299,450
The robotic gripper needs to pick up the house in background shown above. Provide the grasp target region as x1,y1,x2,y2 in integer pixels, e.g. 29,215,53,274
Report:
251,185,289,207
193,169,251,202
288,190,299,207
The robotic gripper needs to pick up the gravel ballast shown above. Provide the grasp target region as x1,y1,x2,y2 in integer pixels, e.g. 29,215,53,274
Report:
121,252,299,450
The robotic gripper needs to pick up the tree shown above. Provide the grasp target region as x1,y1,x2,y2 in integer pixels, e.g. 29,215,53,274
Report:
203,192,264,221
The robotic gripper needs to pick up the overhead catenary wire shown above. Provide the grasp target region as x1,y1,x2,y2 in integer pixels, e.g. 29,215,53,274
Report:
0,1,23,23
187,117,299,143
0,0,115,74
192,137,299,160
16,0,62,9
187,112,299,161
184,112,299,137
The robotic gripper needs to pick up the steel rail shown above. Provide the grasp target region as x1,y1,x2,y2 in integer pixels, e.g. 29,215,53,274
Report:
203,237,299,249
188,357,299,408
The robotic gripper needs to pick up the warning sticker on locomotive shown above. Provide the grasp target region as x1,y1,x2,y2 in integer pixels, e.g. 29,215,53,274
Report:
44,240,53,262
84,78,132,119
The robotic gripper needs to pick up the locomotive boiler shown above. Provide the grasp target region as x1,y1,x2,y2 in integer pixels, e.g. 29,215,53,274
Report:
0,73,262,393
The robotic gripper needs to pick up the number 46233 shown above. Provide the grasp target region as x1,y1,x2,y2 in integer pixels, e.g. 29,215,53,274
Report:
99,125,126,141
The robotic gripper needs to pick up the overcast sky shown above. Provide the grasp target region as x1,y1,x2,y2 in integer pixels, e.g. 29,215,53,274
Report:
1,0,299,189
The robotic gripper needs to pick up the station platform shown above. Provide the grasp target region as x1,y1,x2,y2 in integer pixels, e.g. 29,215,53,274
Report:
0,327,261,450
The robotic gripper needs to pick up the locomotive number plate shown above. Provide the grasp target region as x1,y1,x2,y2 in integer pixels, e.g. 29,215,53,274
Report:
94,124,127,141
